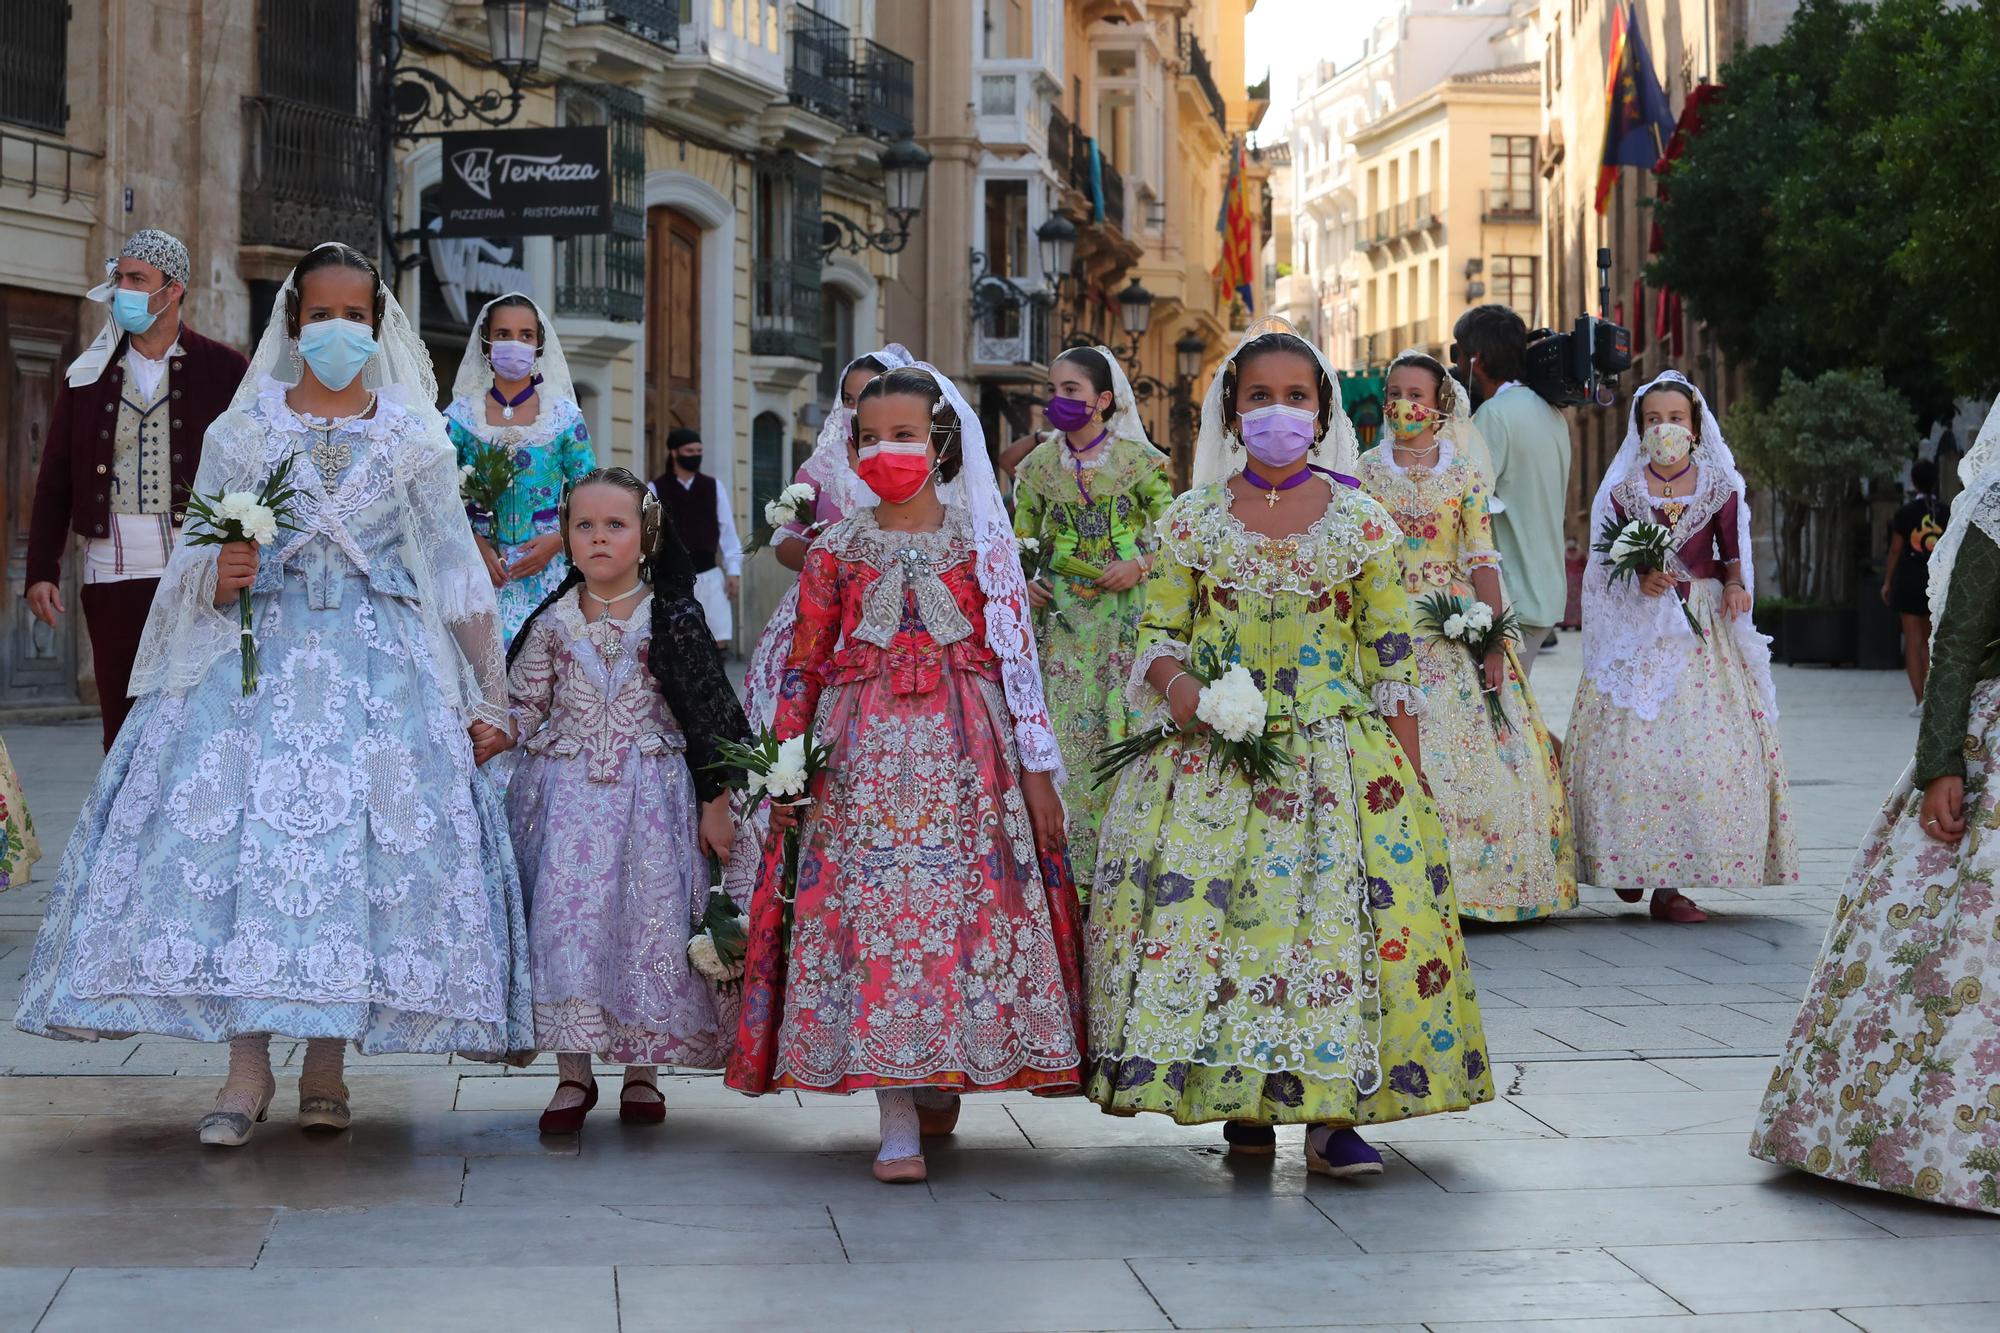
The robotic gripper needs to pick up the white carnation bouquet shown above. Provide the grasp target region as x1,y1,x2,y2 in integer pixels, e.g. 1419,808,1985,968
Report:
1594,514,1703,637
742,481,818,555
706,728,833,956
183,452,303,695
458,441,520,531
1094,650,1287,788
686,888,750,987
1414,591,1521,737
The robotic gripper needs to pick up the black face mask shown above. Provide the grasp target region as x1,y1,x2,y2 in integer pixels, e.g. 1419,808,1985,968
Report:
675,449,704,473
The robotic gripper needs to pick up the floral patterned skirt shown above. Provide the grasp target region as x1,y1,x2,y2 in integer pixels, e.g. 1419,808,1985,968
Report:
495,523,571,649
12,573,533,1056
1751,678,2000,1213
0,736,39,892
1416,632,1575,923
1036,575,1144,894
1564,581,1799,890
509,745,732,1067
1083,710,1494,1127
726,666,1085,1095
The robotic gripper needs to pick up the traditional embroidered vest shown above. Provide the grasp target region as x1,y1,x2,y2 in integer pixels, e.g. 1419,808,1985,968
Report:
663,471,721,573
111,366,172,515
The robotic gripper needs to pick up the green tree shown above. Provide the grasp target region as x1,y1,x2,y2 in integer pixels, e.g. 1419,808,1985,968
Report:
1724,367,1913,604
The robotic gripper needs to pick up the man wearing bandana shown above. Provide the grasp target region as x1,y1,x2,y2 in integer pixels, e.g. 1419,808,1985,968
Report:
26,228,249,749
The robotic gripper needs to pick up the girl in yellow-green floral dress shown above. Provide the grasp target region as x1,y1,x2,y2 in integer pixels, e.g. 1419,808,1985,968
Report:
1015,346,1175,897
1357,350,1573,923
1085,324,1492,1178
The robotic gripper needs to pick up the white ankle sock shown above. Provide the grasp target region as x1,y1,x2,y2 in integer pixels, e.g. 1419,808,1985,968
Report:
876,1089,921,1162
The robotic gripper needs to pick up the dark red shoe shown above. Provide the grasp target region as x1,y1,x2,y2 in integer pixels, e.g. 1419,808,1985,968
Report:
537,1078,599,1135
619,1081,666,1125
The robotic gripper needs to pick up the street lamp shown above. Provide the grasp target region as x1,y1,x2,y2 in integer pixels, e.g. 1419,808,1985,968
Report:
821,136,934,255
484,0,552,76
1037,212,1078,287
1175,329,1206,381
1117,278,1155,341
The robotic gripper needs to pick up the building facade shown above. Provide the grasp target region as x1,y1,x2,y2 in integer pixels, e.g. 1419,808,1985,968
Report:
0,0,919,713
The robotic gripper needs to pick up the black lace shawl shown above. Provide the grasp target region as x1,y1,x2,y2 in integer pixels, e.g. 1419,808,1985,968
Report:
507,522,749,802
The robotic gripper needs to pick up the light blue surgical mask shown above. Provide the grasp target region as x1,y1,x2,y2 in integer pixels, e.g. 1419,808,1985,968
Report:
110,287,161,335
297,318,379,392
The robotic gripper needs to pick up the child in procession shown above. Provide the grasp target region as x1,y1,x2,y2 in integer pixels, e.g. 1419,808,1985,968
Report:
1564,370,1798,922
1014,345,1175,901
1356,350,1573,923
501,467,750,1132
725,363,1086,1184
14,241,532,1145
1084,321,1493,1176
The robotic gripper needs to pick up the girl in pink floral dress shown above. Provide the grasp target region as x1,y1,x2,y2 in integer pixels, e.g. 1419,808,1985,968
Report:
726,365,1085,1184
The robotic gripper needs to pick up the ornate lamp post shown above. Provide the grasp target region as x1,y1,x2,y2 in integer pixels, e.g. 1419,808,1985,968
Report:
820,136,933,256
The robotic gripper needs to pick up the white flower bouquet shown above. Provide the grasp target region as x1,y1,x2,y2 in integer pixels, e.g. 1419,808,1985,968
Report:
1594,515,1703,637
1414,591,1520,737
686,888,750,986
743,481,818,555
707,728,833,954
458,441,519,530
1094,656,1287,788
1017,534,1075,632
183,452,303,695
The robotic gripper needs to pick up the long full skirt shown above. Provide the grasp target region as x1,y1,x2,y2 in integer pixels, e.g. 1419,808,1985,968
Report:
1564,580,1799,890
13,573,532,1054
1035,574,1144,894
726,665,1085,1095
1415,633,1574,922
509,746,731,1066
0,735,39,891
1750,678,2000,1214
1084,710,1495,1126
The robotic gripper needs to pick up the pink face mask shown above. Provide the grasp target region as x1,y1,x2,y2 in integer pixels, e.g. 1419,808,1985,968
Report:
1238,404,1317,467
855,437,935,505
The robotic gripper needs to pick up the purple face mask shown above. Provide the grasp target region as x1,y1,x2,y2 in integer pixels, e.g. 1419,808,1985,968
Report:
488,339,537,380
1239,404,1317,467
1044,394,1096,433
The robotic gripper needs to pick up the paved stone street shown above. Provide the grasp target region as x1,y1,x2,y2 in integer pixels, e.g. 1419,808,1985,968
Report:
3,646,1997,1331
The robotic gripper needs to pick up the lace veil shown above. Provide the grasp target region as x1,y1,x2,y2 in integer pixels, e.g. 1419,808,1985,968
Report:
1926,392,2000,636
127,245,511,729
1580,369,1774,721
448,291,578,410
798,342,916,515
1192,316,1361,487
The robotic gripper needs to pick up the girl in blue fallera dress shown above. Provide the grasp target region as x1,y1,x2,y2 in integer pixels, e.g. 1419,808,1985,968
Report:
14,243,532,1145
444,292,596,646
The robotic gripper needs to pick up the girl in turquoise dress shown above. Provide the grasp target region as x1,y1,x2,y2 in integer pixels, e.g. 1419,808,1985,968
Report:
445,293,596,644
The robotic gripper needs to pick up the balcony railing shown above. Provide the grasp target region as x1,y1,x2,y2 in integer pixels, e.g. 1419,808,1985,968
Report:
788,5,853,123
240,95,378,253
559,234,644,322
1482,188,1538,224
1180,33,1227,134
1404,192,1436,233
1,0,70,133
0,127,100,203
973,294,1052,370
854,38,912,139
1101,156,1125,232
559,0,680,49
1370,209,1390,247
751,256,822,362
1353,333,1378,367
1048,108,1072,181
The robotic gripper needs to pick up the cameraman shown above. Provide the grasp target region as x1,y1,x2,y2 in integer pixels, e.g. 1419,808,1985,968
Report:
1453,304,1572,673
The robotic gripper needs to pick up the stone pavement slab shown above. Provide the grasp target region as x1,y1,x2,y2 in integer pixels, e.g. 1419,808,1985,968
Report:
8,657,1999,1330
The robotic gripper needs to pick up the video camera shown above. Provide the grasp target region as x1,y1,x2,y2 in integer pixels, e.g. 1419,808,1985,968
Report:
1524,248,1632,408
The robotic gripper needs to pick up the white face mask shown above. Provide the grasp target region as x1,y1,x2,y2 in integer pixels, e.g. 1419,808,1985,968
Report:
1642,421,1694,468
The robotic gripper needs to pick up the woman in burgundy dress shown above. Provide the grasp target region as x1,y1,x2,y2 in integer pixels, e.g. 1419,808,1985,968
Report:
1564,371,1799,921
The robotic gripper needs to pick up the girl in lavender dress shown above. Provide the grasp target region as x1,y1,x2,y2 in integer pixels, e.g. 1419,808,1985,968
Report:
502,467,750,1133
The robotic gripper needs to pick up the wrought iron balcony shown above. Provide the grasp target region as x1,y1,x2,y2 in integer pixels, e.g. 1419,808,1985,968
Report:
1481,188,1538,224
751,256,823,362
1,0,71,133
1048,108,1072,180
1180,33,1227,135
558,0,680,49
1101,156,1125,232
788,5,852,123
240,95,379,253
854,38,912,140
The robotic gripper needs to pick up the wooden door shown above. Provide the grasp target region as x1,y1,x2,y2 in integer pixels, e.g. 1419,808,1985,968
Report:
646,207,703,480
0,287,81,705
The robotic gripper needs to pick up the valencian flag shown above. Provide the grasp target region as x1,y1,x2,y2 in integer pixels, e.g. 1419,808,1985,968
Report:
1594,3,1677,214
1215,137,1255,311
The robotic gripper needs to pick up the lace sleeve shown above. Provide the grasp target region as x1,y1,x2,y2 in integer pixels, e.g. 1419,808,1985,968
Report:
399,420,510,731
127,407,268,698
650,593,751,804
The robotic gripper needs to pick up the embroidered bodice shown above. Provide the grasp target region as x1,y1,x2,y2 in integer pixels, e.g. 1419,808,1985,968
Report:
775,506,999,737
1132,482,1423,729
507,597,681,784
1610,487,1742,584
1358,441,1503,597
1012,434,1174,576
446,395,595,545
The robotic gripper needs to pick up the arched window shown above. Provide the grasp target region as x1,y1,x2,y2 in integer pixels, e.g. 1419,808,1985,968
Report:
819,285,856,402
752,410,787,517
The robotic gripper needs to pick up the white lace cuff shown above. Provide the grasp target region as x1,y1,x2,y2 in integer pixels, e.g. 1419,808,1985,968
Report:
1373,680,1426,718
433,564,499,625
1463,548,1502,569
1126,640,1191,711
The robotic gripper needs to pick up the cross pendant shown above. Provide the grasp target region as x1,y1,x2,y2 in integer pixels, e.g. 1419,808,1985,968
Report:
1264,488,1281,508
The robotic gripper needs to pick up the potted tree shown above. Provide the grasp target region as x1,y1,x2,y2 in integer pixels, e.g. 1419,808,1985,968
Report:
1723,368,1913,665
